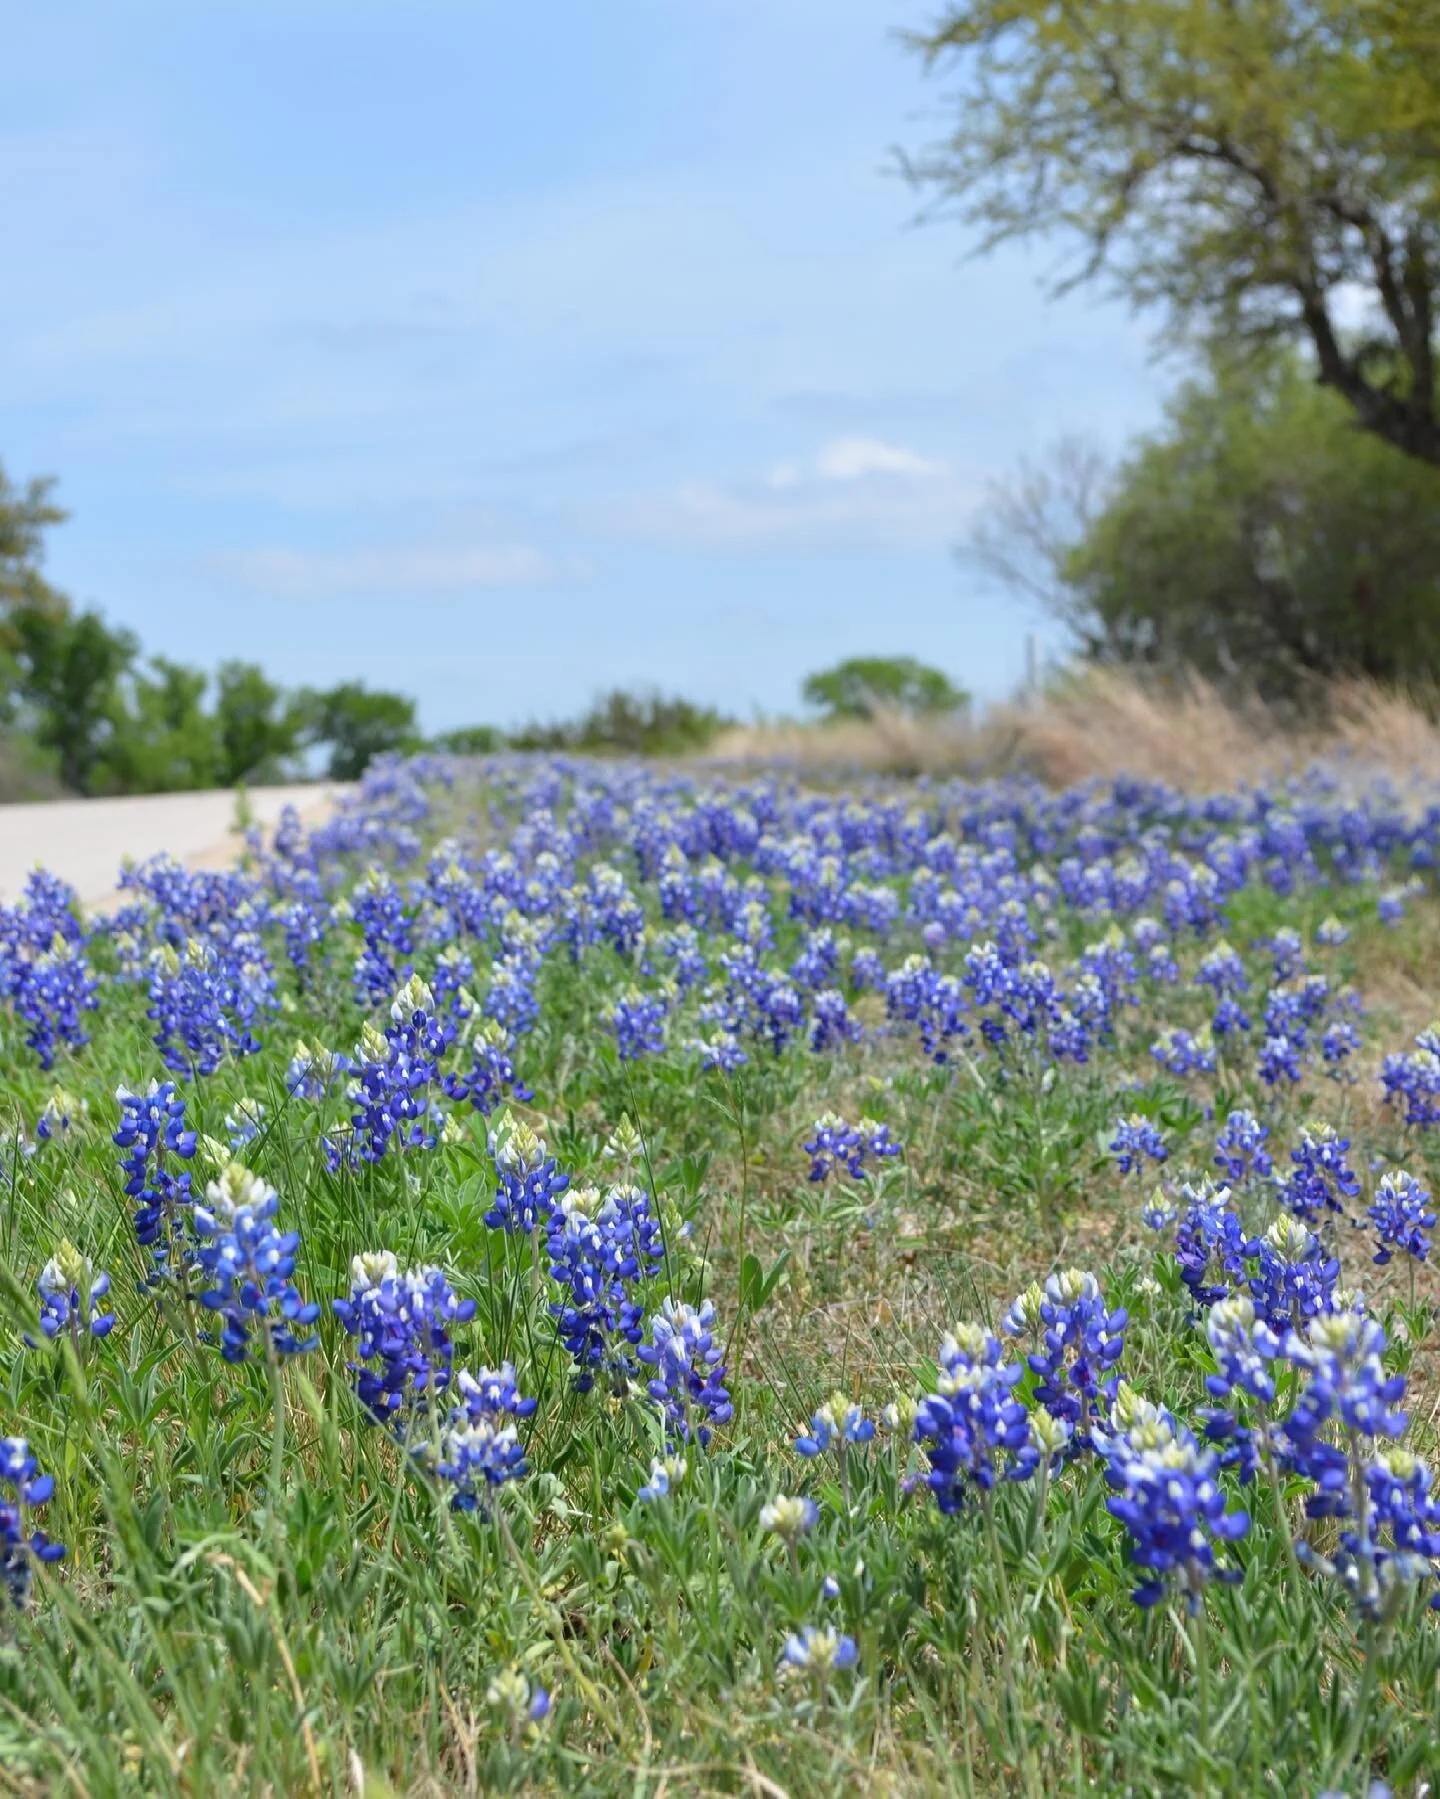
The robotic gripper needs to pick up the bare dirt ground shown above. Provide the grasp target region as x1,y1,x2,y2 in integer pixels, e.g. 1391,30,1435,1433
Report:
0,783,347,908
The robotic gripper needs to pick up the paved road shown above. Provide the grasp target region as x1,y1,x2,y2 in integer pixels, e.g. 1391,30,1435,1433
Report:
0,784,346,908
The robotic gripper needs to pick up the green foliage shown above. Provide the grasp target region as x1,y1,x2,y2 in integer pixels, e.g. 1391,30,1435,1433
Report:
1061,350,1440,694
297,680,420,780
802,656,968,721
213,660,302,788
1,762,1437,1792
100,658,218,794
432,722,503,755
0,461,69,618
905,0,1440,465
9,604,136,792
510,688,731,756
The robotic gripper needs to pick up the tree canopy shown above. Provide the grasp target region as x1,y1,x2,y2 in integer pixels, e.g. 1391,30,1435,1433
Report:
974,348,1440,696
802,656,968,721
905,0,1440,464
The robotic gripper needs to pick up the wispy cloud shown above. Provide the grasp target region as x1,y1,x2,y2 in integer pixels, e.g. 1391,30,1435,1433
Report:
232,542,558,596
613,435,976,547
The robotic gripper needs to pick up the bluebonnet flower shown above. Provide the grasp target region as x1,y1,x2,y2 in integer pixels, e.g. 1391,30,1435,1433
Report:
858,1116,901,1166
850,947,886,989
1248,1214,1341,1332
348,865,415,1007
31,1242,114,1347
1331,1446,1440,1616
808,987,862,1053
114,1080,198,1285
486,1667,552,1741
1097,1394,1249,1609
486,1113,568,1234
11,931,99,1070
1284,1313,1408,1519
637,1298,732,1444
1203,1293,1283,1408
760,1493,819,1551
1010,1268,1127,1444
225,1096,265,1149
1110,1113,1168,1175
780,1626,857,1675
790,927,840,991
192,1163,321,1364
334,975,456,1168
1321,1019,1362,1068
802,1114,863,1182
914,1323,1034,1512
35,1086,83,1142
333,1252,476,1426
637,1454,687,1501
146,937,263,1078
1380,1035,1440,1128
611,986,668,1061
796,1394,875,1458
546,1181,662,1390
1196,941,1248,996
1150,1026,1216,1078
1264,926,1306,979
427,1364,533,1511
1171,1179,1250,1308
285,1039,351,1101
888,954,970,1063
0,1439,65,1608
1258,1032,1303,1087
1210,994,1252,1037
1213,1109,1273,1185
442,1017,527,1124
1282,1123,1361,1224
1315,914,1349,946
1367,1171,1435,1267
686,1031,748,1073
1378,887,1407,926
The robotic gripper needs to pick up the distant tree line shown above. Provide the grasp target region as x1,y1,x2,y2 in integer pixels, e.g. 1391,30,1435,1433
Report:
0,469,426,796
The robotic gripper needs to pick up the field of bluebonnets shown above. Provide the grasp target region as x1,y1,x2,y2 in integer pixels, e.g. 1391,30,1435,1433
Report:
4,750,1440,1796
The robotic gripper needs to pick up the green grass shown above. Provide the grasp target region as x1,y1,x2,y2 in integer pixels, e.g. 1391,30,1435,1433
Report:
1,766,1439,1796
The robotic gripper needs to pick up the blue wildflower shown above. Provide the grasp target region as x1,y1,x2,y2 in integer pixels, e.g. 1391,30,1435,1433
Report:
192,1163,321,1364
636,1298,732,1445
1110,1114,1168,1175
1367,1171,1435,1267
0,1439,65,1608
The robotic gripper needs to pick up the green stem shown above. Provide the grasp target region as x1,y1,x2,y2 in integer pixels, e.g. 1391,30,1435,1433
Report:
265,1329,287,1533
1190,1599,1210,1763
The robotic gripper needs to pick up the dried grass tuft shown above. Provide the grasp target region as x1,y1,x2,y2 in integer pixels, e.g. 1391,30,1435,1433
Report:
707,669,1440,792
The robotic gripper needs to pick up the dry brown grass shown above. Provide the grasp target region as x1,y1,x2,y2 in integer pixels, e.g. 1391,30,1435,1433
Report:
706,668,1440,792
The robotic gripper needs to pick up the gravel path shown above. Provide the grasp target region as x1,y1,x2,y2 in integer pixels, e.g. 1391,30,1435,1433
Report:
0,784,347,908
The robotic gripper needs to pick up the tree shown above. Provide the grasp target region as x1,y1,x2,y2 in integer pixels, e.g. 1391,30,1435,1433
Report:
0,464,69,618
301,682,419,780
966,435,1110,633
9,606,135,792
802,656,968,722
100,658,218,794
432,724,503,755
981,348,1440,695
213,660,300,787
904,1,1440,465
511,690,731,756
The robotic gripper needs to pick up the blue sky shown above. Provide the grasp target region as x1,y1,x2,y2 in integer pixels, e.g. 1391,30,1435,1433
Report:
0,2,1166,732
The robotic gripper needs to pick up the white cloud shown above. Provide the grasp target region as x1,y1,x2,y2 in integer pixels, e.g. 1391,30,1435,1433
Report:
233,542,557,596
613,436,977,547
811,435,941,481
